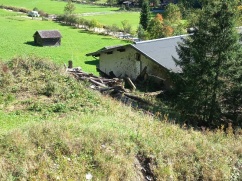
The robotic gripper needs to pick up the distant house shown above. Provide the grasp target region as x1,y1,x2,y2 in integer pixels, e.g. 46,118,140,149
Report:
28,11,39,17
86,35,186,88
122,1,132,7
33,30,62,46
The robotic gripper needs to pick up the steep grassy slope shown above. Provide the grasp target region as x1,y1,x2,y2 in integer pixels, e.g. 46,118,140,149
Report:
0,57,241,180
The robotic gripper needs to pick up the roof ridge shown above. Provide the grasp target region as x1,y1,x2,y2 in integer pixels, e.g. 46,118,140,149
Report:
134,34,188,45
38,30,60,32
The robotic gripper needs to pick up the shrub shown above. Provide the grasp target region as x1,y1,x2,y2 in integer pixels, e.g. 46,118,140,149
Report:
51,103,68,113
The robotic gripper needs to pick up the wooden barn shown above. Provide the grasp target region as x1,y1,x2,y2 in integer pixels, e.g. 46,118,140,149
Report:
33,30,62,46
86,35,186,89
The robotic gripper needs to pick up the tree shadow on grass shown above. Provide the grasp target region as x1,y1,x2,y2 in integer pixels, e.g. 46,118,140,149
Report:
79,29,98,35
101,37,114,40
84,59,99,66
57,22,78,29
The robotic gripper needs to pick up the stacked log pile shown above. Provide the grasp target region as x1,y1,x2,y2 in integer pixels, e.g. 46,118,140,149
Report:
66,67,152,109
67,67,125,90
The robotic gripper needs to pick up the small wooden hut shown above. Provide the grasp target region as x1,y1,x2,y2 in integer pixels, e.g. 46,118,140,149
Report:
33,30,62,46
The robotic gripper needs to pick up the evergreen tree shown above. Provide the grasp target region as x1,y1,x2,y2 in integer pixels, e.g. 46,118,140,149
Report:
139,0,151,30
178,0,202,9
221,49,242,126
173,0,242,126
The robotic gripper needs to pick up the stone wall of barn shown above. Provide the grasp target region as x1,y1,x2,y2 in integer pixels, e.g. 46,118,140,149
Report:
99,46,140,79
99,46,173,88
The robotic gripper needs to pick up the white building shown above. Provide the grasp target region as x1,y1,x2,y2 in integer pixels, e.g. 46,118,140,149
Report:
86,35,186,88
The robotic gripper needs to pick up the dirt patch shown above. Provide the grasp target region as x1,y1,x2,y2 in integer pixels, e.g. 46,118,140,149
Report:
135,153,156,181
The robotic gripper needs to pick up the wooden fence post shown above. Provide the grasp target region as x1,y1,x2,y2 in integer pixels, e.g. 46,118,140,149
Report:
68,60,73,68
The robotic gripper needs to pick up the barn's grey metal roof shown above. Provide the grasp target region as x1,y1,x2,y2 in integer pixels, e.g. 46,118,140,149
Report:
86,45,127,56
35,30,62,38
132,35,188,72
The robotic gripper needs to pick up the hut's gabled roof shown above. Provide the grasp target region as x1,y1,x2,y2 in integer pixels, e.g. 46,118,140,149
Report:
34,30,62,38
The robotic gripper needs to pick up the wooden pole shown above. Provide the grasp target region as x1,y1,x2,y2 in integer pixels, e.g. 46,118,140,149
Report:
68,60,73,68
125,77,136,91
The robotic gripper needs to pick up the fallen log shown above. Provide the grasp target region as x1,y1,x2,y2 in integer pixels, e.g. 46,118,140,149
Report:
90,77,104,84
144,90,163,96
99,87,114,92
125,77,136,91
89,78,107,88
90,77,114,82
124,93,151,104
66,64,156,110
73,72,90,76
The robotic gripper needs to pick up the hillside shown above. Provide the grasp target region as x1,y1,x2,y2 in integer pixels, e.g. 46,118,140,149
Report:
0,57,241,180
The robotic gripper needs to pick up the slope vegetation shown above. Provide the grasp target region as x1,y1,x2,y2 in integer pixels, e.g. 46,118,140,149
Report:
0,57,241,180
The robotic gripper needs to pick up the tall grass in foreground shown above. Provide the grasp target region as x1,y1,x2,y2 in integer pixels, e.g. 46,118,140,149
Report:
0,57,241,180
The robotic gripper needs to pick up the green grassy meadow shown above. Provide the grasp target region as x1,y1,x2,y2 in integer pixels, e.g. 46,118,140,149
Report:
83,11,140,31
1,0,141,30
0,0,119,15
0,9,127,73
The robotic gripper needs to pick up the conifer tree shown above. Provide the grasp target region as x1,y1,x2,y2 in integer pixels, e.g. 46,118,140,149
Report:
173,0,242,126
139,0,151,30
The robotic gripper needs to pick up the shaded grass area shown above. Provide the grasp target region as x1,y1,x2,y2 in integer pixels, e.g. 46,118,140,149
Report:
0,9,126,73
0,57,242,180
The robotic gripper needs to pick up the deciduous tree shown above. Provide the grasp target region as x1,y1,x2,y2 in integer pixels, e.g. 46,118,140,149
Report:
164,3,181,24
147,14,164,39
64,0,76,15
147,13,174,39
121,20,132,34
